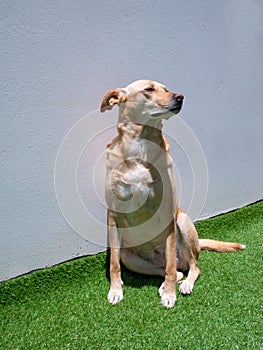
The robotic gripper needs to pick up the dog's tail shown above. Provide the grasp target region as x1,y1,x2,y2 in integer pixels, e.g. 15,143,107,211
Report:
199,239,246,252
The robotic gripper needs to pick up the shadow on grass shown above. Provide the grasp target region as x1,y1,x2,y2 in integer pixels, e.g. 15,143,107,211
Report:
105,249,163,290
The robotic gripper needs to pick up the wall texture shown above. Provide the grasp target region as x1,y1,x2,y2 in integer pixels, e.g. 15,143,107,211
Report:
1,0,262,281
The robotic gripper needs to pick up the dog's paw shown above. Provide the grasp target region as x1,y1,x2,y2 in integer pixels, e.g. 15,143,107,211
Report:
107,288,123,305
179,280,194,295
161,293,177,308
159,282,177,308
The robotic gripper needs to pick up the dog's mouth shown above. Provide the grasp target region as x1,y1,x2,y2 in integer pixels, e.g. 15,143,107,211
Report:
150,103,183,118
170,105,183,114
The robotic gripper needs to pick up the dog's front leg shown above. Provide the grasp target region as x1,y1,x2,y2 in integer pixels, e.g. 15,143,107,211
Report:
159,222,177,308
107,210,123,305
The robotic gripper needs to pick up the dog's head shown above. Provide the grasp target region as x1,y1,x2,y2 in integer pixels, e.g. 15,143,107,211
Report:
100,80,184,121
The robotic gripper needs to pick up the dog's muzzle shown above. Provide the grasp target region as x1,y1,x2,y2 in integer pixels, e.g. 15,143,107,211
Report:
169,93,184,114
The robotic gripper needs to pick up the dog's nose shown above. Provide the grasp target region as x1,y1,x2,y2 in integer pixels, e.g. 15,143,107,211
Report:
174,94,184,102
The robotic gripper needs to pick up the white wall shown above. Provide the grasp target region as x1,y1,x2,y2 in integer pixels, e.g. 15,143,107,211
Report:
1,0,262,281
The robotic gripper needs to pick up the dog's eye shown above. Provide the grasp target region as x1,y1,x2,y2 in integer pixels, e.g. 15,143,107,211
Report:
144,87,155,92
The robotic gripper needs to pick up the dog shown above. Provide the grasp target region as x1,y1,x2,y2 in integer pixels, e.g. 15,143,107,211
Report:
100,79,245,308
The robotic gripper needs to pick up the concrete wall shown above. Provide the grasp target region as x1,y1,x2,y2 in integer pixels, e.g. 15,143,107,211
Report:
1,0,262,281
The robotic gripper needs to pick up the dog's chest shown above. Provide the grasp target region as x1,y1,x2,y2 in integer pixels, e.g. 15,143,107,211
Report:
116,162,158,213
107,138,161,209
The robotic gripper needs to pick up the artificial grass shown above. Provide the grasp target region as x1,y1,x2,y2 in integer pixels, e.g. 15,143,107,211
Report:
1,202,262,349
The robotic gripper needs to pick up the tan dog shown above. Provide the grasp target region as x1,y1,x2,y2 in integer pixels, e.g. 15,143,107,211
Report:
100,80,245,308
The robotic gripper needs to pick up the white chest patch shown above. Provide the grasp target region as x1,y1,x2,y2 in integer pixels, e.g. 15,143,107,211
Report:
119,163,155,210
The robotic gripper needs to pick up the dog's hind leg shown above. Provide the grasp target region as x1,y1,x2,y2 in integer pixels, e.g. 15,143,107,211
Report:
121,248,184,282
121,248,165,276
176,211,201,295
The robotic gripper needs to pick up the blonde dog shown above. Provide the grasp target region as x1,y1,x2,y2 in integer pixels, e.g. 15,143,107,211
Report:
100,80,245,308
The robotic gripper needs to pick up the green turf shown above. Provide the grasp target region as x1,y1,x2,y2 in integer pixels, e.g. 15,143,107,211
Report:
1,202,262,349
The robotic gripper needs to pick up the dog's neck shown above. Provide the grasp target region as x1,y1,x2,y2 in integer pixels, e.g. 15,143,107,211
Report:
118,120,164,143
117,119,166,165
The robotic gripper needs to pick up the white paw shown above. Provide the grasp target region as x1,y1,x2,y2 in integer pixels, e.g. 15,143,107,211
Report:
161,293,177,308
107,289,123,305
179,280,194,295
159,282,176,308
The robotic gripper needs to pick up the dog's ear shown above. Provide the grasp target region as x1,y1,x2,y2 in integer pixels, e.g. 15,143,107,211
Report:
100,88,125,112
